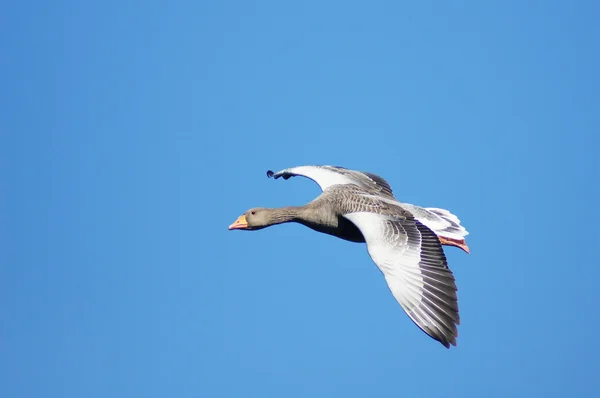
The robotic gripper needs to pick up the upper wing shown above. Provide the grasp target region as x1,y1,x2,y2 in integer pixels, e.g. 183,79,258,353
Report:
344,211,460,348
267,165,395,198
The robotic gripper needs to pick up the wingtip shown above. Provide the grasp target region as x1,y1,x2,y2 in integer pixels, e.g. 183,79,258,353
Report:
440,337,457,349
266,170,274,178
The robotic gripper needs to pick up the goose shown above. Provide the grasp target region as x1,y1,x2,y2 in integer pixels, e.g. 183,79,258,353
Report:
228,165,469,348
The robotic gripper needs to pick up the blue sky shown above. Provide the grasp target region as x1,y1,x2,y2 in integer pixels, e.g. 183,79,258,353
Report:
2,0,599,397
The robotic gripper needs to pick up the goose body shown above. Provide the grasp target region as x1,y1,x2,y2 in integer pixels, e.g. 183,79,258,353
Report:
229,165,469,348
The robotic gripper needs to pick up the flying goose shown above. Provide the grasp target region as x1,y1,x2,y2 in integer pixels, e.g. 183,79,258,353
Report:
228,165,469,348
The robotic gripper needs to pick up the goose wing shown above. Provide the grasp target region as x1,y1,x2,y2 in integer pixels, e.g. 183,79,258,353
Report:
344,210,460,348
267,165,395,198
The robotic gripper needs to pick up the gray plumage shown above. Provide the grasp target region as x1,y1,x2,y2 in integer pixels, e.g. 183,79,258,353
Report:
230,165,469,348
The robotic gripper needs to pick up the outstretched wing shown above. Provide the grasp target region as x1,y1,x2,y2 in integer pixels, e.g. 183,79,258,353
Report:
267,165,395,198
344,211,460,348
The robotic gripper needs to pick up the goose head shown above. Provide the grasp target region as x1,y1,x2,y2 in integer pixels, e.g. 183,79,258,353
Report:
228,208,274,230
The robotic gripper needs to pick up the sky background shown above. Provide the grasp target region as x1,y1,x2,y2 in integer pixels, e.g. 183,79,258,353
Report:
2,1,599,397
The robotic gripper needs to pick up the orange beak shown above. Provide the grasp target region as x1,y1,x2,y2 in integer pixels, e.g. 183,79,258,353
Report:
228,215,249,230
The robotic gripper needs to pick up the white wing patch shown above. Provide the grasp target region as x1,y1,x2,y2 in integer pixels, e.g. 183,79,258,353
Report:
268,166,359,191
344,211,459,348
267,165,395,198
344,212,425,313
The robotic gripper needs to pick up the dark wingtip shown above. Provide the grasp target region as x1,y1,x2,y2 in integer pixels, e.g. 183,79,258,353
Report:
266,170,274,178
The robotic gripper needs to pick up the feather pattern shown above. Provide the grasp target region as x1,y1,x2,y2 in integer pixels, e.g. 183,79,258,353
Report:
329,188,459,347
303,183,461,347
268,165,395,199
232,165,469,348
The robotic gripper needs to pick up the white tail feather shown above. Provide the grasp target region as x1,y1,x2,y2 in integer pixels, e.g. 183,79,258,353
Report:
424,207,469,240
400,204,469,241
425,208,461,225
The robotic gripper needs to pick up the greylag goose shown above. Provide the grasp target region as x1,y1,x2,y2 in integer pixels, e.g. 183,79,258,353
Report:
228,165,469,348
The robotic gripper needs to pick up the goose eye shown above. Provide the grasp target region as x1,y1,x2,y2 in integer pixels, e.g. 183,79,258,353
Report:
251,211,256,215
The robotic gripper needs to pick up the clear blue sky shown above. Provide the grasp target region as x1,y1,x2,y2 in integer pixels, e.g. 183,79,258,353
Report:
2,1,599,397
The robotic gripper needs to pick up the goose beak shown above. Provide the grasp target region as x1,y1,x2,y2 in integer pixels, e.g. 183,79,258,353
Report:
228,215,249,230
